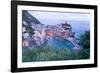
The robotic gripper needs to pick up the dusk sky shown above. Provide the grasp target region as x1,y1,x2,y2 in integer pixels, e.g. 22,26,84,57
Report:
28,11,90,24
28,11,90,38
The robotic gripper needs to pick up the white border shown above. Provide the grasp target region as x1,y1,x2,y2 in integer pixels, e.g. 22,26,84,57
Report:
17,5,94,68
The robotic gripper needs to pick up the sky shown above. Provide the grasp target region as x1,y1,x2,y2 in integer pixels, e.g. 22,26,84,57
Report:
28,10,90,38
28,11,90,24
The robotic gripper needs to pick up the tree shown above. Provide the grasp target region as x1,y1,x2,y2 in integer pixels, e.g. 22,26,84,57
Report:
78,30,90,59
79,30,90,49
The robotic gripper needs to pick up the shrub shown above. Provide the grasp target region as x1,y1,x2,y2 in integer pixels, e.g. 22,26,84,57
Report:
22,45,72,62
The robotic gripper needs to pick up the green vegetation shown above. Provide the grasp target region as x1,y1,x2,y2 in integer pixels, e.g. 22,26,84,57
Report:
22,30,90,62
78,30,90,59
22,46,88,62
79,30,90,49
22,45,72,62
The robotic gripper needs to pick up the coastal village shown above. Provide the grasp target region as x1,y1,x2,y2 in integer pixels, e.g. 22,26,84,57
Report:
22,10,80,50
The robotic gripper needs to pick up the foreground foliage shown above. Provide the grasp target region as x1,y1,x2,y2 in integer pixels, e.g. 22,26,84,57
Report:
22,46,88,62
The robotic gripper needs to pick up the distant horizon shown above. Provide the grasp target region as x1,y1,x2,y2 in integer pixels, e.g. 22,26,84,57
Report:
28,11,90,24
28,10,90,38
